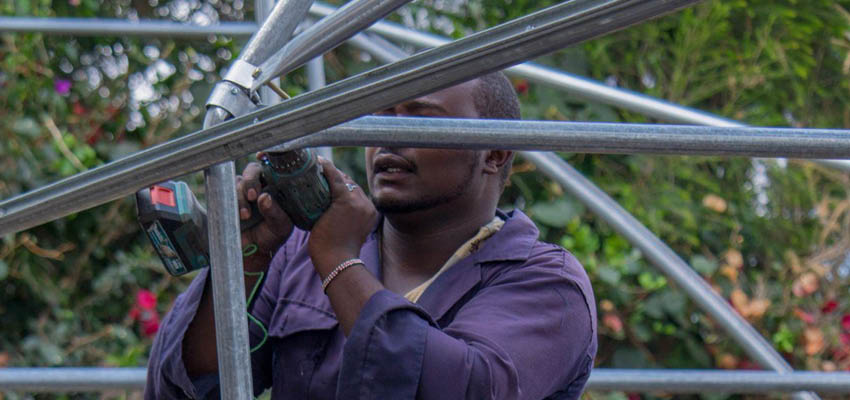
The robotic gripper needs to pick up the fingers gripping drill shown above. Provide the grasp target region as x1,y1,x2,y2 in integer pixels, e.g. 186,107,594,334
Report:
136,81,330,276
136,148,330,276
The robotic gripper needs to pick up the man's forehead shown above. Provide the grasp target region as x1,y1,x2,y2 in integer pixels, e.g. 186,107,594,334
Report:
399,79,480,117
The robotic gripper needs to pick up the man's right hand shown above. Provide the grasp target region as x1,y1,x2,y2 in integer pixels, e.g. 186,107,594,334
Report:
237,157,293,269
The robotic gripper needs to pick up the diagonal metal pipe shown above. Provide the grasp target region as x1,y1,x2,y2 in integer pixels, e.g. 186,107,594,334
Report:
524,152,818,400
251,0,416,88
0,0,702,235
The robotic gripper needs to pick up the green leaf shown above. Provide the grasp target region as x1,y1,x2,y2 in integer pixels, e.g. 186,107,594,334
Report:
12,118,41,138
691,255,718,276
528,198,584,227
597,266,621,285
0,259,7,280
611,347,654,368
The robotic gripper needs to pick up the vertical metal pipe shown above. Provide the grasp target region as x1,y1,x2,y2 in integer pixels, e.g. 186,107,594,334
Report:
306,55,333,160
205,160,253,400
199,0,287,396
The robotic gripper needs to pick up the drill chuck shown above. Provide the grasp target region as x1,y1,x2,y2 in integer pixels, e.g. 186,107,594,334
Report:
259,148,331,231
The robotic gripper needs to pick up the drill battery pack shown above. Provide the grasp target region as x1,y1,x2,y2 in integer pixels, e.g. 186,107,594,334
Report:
136,181,209,276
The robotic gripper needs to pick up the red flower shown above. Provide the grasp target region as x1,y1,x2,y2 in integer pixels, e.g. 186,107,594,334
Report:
821,300,838,314
136,290,157,310
142,315,161,337
513,79,529,95
130,290,160,338
842,314,850,332
841,333,850,346
72,102,86,116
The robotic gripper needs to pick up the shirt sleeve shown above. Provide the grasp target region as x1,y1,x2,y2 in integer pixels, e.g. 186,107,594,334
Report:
336,249,596,400
145,245,289,399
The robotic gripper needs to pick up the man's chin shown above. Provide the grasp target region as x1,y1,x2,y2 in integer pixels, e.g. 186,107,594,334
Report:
371,196,438,215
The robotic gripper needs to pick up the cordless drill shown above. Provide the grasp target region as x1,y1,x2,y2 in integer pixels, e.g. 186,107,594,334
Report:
136,148,330,276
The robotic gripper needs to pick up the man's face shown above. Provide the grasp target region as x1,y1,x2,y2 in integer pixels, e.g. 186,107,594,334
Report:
365,80,484,214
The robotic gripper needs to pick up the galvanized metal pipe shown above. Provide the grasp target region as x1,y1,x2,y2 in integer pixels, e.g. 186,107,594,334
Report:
0,368,146,391
0,16,256,38
309,1,850,175
270,117,850,159
2,5,848,175
586,370,850,393
242,0,313,66
3,368,850,394
204,159,253,400
252,0,414,88
0,0,701,236
306,55,333,160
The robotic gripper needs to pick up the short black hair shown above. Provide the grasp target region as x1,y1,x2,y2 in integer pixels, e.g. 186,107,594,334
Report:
471,71,520,184
472,71,521,120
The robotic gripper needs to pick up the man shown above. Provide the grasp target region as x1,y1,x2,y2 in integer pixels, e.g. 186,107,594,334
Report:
146,72,597,399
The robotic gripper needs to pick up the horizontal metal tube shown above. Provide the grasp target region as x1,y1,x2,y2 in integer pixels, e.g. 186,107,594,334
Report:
587,370,850,393
3,368,850,393
0,16,256,38
271,116,850,159
0,0,699,235
0,368,146,391
309,2,850,174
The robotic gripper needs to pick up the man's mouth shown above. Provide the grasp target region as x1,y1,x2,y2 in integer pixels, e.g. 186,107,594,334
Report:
373,154,415,175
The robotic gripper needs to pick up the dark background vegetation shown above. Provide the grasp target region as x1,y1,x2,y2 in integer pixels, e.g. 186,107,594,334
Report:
2,0,850,398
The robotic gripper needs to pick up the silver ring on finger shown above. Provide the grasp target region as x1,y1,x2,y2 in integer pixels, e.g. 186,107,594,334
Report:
345,182,357,192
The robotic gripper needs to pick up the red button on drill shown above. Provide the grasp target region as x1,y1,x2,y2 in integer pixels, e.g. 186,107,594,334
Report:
151,186,176,207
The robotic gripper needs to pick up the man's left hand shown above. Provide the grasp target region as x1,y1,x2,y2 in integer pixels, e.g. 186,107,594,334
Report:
308,157,379,278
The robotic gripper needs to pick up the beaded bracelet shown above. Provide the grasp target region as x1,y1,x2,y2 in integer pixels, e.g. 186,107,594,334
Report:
321,258,364,292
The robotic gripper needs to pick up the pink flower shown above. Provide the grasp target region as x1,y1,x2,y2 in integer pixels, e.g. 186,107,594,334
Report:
136,290,157,310
54,78,72,95
130,290,160,337
842,314,850,332
840,333,850,346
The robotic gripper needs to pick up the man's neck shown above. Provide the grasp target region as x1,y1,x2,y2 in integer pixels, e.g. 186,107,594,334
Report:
379,204,496,294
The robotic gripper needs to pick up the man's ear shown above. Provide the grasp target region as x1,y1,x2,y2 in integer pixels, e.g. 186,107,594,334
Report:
482,150,513,175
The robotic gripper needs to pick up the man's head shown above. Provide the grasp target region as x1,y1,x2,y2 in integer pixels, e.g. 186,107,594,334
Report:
365,72,520,216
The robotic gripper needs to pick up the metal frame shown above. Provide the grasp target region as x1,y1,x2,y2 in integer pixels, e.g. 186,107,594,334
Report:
0,0,845,397
3,368,850,394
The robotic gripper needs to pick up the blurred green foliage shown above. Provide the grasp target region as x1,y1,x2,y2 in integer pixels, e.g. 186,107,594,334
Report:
2,0,850,399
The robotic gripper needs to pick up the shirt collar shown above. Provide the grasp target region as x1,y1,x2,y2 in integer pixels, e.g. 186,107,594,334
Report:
413,208,540,321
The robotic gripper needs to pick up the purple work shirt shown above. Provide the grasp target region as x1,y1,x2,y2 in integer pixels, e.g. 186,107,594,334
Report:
146,209,597,399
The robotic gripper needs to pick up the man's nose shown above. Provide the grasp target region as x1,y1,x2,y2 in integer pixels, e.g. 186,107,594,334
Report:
375,147,402,156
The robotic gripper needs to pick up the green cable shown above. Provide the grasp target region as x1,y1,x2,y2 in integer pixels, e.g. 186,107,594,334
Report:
245,269,268,353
